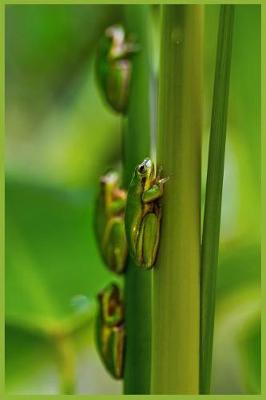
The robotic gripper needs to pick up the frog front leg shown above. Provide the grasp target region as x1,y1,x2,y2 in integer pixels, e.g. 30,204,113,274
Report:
142,177,168,203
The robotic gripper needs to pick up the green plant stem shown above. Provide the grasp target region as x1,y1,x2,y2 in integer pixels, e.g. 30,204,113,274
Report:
54,335,75,394
200,5,234,394
123,5,153,394
151,5,203,394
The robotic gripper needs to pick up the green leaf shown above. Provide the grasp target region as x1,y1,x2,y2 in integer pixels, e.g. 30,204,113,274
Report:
211,241,260,394
238,308,261,393
217,242,260,299
5,325,55,392
5,179,114,332
200,5,235,393
212,286,260,394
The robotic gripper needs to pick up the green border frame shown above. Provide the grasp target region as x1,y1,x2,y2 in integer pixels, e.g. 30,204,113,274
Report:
1,0,5,397
0,1,264,399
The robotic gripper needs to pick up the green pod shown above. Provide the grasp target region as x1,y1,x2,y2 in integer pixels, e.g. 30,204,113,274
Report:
95,25,138,114
94,170,128,274
95,283,125,379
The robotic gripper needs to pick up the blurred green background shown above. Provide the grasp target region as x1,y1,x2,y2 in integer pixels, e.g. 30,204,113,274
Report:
5,4,260,394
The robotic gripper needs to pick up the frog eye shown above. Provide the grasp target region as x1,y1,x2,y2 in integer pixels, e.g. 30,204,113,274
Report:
137,158,152,176
137,163,147,175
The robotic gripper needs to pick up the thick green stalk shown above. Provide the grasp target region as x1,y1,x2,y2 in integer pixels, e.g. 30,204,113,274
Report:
123,5,152,394
55,335,75,394
200,5,234,394
151,5,202,394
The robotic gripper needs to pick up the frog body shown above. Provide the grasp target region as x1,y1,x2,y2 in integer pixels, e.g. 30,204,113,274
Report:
95,283,125,379
96,25,138,114
95,171,127,274
125,158,167,269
